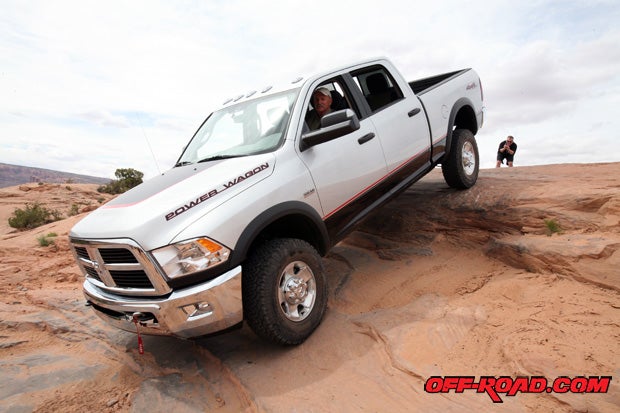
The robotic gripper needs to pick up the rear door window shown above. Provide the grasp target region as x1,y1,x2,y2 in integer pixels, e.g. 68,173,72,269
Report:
351,66,404,112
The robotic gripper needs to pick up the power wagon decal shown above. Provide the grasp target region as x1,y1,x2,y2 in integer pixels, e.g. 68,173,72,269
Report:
165,162,270,221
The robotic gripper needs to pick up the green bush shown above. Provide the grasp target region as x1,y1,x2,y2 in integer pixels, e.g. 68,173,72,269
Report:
37,232,58,247
98,168,144,194
68,203,80,216
544,218,562,236
8,203,63,230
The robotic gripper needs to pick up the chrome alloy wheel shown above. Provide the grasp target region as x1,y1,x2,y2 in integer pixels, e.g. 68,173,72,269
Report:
461,141,476,176
277,261,317,322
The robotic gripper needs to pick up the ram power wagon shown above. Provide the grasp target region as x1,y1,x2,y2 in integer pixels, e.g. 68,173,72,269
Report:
69,57,484,345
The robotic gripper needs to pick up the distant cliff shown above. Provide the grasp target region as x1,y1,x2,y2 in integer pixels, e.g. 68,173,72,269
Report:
0,163,109,188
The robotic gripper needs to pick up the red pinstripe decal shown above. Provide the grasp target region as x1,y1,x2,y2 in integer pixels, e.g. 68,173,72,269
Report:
322,137,444,220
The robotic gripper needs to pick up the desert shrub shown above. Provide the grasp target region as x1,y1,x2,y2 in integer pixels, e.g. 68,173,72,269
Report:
544,218,562,236
98,181,121,194
68,203,80,216
37,232,58,247
8,203,63,230
98,168,144,194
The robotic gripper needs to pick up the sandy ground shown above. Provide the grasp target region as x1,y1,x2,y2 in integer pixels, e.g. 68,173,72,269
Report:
0,163,619,412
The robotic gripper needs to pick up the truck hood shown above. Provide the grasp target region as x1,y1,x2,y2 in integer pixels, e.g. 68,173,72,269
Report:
70,154,275,250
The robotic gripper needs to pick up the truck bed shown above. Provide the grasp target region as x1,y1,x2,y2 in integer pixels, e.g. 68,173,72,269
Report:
409,69,471,95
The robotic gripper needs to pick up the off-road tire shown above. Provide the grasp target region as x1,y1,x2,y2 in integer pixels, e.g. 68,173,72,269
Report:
242,238,327,345
441,128,479,189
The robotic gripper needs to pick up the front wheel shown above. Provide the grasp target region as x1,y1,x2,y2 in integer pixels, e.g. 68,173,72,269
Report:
441,128,479,189
242,238,327,345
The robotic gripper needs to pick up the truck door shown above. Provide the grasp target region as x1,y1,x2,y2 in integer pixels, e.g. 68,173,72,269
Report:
352,66,432,174
297,78,388,238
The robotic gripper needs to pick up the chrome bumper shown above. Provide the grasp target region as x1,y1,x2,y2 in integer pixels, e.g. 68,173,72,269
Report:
83,265,243,339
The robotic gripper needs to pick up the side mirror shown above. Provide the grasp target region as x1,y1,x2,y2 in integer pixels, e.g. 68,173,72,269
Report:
301,109,360,151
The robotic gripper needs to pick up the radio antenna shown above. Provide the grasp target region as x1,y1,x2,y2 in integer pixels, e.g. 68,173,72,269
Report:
136,113,162,175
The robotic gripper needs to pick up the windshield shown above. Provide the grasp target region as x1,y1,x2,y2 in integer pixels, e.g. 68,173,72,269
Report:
177,89,299,165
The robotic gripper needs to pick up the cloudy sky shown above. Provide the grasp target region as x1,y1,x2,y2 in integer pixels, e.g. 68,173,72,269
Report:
1,0,619,179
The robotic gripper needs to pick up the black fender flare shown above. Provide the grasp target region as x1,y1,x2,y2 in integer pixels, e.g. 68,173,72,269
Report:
230,201,330,267
444,97,478,159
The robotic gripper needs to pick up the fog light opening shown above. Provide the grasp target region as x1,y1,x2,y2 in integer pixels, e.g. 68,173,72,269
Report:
182,302,214,319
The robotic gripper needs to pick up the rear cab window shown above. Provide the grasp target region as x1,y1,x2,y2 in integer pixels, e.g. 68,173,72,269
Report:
350,66,404,112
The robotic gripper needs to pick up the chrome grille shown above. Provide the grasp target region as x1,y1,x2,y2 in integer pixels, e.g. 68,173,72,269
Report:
84,266,101,281
74,246,90,260
109,270,153,288
70,238,171,296
100,248,139,263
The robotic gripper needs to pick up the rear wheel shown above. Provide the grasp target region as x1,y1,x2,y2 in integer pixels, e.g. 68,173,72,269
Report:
441,128,479,189
242,238,327,345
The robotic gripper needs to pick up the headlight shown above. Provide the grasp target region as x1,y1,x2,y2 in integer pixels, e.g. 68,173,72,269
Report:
151,237,230,279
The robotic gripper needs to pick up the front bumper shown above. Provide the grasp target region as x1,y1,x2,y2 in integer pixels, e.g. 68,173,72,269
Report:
83,265,243,339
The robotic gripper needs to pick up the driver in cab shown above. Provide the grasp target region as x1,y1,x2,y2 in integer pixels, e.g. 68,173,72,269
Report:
305,87,332,131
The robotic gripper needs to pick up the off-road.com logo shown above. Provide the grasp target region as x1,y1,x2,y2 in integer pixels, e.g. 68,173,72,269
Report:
424,376,612,403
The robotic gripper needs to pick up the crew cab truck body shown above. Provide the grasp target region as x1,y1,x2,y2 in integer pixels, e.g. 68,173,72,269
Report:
69,57,484,345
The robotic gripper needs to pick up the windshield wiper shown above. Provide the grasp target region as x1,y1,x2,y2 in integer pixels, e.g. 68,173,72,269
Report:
174,161,193,167
197,154,244,163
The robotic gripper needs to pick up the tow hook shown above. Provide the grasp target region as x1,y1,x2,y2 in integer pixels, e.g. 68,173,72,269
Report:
131,312,145,355
127,312,149,325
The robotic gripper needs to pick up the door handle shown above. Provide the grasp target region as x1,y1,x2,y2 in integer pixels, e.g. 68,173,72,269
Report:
358,133,375,145
408,108,421,117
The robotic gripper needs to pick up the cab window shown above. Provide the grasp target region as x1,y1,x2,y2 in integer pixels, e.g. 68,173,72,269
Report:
304,78,359,132
351,67,403,112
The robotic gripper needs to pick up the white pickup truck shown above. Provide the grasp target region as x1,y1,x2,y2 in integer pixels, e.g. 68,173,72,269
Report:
70,57,484,345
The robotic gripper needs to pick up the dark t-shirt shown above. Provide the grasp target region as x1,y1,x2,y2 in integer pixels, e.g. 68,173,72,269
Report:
497,141,517,154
